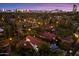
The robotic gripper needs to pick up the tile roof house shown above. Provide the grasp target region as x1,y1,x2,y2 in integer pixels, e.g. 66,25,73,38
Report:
58,36,74,50
39,32,56,41
17,35,45,49
61,36,74,44
0,39,10,48
0,39,10,56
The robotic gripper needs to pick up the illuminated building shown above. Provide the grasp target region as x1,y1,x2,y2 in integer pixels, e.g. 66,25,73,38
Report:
73,4,77,12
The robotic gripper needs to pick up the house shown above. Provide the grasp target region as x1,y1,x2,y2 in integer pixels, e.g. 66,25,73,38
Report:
61,36,74,44
0,39,10,56
58,36,74,50
17,35,45,49
39,32,56,41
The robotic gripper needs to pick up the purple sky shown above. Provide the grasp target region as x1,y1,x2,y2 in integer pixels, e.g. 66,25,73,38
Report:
0,3,79,11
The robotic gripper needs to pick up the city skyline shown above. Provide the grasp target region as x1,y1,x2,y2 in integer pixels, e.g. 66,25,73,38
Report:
0,3,79,11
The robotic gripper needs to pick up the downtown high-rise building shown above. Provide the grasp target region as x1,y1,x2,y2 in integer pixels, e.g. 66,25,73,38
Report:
73,4,77,12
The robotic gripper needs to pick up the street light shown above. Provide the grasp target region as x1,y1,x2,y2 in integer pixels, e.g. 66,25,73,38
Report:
55,39,58,42
74,33,79,38
73,33,79,44
24,19,26,22
28,28,31,31
9,37,12,41
2,17,4,21
69,50,73,53
9,37,12,55
37,22,41,25
50,26,53,28
56,21,59,24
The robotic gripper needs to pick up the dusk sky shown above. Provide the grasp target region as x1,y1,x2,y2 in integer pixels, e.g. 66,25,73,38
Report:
0,3,79,11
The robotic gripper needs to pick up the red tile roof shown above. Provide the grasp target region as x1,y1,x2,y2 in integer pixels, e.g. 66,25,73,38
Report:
0,39,10,48
40,32,56,41
61,36,74,44
18,35,45,49
26,35,43,45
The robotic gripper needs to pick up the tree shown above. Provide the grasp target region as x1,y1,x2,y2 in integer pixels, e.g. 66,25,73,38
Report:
38,43,50,56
